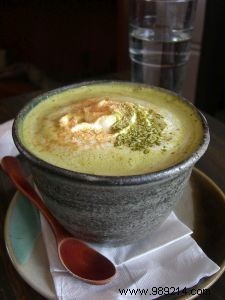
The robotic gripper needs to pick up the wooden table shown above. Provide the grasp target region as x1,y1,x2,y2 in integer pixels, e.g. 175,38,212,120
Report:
0,92,225,300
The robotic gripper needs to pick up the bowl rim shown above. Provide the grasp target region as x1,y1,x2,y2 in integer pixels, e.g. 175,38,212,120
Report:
12,80,210,186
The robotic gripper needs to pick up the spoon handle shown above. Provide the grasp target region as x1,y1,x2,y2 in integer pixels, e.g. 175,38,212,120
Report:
1,156,68,241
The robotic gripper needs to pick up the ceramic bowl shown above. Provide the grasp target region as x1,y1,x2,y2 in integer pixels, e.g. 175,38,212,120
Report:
12,81,210,246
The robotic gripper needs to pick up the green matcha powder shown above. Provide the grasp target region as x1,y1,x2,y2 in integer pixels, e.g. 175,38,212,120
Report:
111,103,166,153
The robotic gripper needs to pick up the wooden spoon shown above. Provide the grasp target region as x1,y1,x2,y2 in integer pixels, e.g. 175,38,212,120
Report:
1,156,116,285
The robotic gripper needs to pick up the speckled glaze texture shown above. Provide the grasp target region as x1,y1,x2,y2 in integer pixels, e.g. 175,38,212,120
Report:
31,165,192,245
12,81,210,246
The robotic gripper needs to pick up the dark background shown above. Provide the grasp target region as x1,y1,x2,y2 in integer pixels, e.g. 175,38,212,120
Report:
0,0,129,97
0,0,225,123
195,0,225,123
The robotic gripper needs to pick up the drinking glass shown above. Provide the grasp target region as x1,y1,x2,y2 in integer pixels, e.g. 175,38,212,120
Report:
129,0,197,94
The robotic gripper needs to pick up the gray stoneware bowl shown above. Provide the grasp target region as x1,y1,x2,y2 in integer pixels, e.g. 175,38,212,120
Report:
12,81,210,246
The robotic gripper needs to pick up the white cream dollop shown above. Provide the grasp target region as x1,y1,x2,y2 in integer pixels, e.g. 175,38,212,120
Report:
71,114,117,133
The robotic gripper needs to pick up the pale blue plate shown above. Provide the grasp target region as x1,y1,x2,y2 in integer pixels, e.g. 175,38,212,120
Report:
4,191,56,299
4,169,225,299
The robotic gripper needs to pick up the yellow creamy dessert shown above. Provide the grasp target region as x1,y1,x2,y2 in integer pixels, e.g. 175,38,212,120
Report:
20,83,204,175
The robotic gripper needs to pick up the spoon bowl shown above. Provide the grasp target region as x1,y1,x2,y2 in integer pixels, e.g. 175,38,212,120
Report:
1,156,116,285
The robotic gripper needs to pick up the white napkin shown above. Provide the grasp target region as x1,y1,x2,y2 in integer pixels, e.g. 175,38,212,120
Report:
40,214,219,300
0,119,220,300
0,119,19,159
